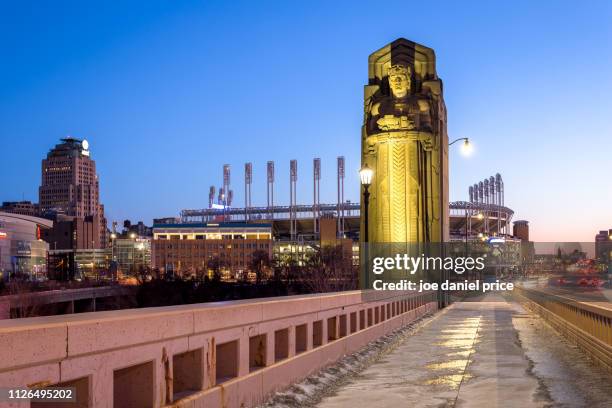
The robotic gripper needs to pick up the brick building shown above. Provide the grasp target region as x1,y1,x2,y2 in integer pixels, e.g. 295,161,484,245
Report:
41,214,102,250
151,222,272,279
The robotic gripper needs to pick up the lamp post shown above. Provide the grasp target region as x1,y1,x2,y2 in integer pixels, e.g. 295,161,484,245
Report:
449,137,472,156
450,137,474,243
110,233,117,259
360,164,373,289
464,208,470,244
445,137,473,306
129,232,137,277
110,233,117,281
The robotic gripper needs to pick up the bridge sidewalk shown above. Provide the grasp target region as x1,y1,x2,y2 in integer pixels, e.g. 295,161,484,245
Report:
316,293,548,408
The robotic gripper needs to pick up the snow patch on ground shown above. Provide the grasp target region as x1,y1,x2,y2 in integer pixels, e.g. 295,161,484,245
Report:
512,305,612,407
258,313,436,408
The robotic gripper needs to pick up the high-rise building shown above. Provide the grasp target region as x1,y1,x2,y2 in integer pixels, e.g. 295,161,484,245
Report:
39,137,107,248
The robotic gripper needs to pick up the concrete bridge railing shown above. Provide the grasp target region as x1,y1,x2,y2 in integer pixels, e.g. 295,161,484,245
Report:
0,290,437,408
515,286,612,372
0,286,135,319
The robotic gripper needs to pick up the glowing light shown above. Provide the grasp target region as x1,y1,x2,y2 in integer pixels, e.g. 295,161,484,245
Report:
489,237,506,244
460,139,473,157
359,165,373,186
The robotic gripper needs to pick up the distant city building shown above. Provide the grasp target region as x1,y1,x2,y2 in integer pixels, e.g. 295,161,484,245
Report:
512,220,534,262
111,237,151,277
48,248,110,281
595,229,612,264
42,214,102,250
151,222,272,279
39,137,107,248
121,220,152,238
319,214,355,262
0,211,52,280
513,220,529,241
274,214,358,268
0,201,40,217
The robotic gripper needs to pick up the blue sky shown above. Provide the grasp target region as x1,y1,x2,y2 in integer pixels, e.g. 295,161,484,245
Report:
1,0,611,241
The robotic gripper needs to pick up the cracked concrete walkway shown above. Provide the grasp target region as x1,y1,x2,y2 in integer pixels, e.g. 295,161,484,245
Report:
316,293,549,408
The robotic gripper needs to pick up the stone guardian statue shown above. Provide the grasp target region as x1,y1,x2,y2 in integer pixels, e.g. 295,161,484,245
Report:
361,38,449,243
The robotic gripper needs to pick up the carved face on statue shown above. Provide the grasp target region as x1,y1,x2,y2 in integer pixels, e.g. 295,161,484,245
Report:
388,65,411,98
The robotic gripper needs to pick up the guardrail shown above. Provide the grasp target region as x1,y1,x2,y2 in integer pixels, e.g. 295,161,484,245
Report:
514,286,612,372
0,286,135,319
0,290,437,408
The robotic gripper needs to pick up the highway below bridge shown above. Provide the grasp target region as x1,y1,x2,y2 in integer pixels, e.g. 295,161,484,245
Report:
264,290,612,408
519,278,612,303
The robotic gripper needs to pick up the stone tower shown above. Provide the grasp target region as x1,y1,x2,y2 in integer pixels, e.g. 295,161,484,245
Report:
361,38,448,243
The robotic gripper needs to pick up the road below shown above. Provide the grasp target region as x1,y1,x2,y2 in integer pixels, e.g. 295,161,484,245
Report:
518,279,612,306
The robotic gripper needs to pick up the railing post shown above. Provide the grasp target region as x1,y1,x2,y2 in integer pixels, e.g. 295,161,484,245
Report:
288,326,296,358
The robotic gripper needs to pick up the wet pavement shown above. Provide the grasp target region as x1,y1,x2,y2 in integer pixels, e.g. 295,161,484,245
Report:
314,292,612,408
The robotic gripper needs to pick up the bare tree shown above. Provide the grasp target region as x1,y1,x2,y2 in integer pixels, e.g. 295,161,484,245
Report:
250,250,271,284
207,256,224,282
136,265,151,285
273,253,294,282
7,278,39,318
299,245,357,293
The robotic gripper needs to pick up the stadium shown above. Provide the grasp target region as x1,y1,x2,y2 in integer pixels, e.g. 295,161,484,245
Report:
177,160,517,244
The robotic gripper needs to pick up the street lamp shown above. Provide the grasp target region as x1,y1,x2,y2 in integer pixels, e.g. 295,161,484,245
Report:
443,137,473,307
450,138,475,244
360,165,373,242
137,243,146,279
450,137,473,157
110,233,117,280
464,210,471,241
360,164,373,290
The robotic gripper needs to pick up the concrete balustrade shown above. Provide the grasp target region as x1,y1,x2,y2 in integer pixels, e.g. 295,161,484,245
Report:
515,286,612,372
0,286,135,319
0,290,437,408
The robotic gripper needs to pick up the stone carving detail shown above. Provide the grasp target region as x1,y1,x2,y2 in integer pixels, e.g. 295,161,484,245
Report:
366,64,432,136
392,143,407,240
361,38,449,243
